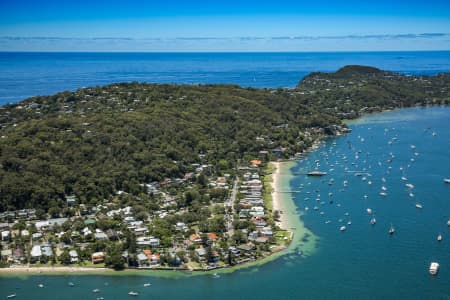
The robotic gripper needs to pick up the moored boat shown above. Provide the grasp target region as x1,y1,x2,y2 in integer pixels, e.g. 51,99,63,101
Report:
307,171,327,176
370,218,376,225
429,262,439,275
340,226,346,232
389,224,395,235
128,291,139,296
444,178,450,184
7,294,16,299
437,234,442,241
415,203,423,209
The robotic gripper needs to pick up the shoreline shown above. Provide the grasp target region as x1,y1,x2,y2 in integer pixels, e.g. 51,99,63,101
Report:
0,160,312,277
270,161,290,230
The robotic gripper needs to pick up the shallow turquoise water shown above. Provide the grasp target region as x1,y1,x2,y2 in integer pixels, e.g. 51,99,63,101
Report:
1,107,449,299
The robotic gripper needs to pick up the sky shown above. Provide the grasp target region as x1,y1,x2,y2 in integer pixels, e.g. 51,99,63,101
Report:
0,0,450,52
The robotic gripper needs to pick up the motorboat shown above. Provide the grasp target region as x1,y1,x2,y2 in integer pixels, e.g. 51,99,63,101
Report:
38,284,44,288
128,291,139,296
366,208,372,214
429,262,439,275
370,218,376,225
143,283,151,287
93,289,100,293
68,282,75,287
7,294,16,299
437,234,443,241
340,226,346,232
405,183,414,189
444,179,450,184
415,203,423,209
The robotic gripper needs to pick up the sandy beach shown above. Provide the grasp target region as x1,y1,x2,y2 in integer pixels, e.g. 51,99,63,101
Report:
0,265,111,274
271,161,290,230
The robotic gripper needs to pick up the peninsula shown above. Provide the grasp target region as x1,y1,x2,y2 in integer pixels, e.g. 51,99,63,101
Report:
0,66,449,272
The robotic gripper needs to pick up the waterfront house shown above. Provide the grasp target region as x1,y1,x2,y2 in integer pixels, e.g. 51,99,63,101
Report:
1,249,12,261
30,245,42,260
69,250,79,263
137,253,149,266
91,252,106,263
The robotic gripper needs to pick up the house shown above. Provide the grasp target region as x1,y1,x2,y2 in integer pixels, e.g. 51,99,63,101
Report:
136,236,159,247
32,232,42,239
65,195,76,206
21,229,30,237
260,227,273,237
12,248,25,262
255,236,269,244
137,253,149,266
30,245,42,260
190,234,202,244
175,222,188,232
149,253,160,265
1,249,12,261
1,230,10,241
91,252,106,263
207,233,218,243
94,231,108,240
195,248,206,259
69,250,79,263
41,244,53,257
106,229,119,241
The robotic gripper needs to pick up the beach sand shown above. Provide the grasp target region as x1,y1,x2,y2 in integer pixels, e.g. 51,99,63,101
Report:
0,265,111,274
271,161,289,230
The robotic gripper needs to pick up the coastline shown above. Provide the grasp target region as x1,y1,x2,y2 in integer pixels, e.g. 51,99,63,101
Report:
0,160,315,277
271,161,290,230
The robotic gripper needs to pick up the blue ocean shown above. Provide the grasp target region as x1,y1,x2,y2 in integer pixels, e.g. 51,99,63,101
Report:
0,52,450,299
1,51,450,105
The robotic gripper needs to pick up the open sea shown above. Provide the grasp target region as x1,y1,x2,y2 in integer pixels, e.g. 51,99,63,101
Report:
0,52,450,299
1,51,450,105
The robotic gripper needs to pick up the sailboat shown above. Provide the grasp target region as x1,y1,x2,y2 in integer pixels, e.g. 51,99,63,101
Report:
389,224,395,235
437,233,443,241
370,218,376,225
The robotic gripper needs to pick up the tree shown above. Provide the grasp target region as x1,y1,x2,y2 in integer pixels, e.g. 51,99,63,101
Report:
59,250,71,265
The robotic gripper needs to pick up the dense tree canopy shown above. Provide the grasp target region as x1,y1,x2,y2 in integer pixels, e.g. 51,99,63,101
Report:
0,66,448,212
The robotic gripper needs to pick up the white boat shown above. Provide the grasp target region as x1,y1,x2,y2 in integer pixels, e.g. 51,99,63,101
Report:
128,291,139,296
401,176,408,181
444,179,450,184
212,273,220,278
415,203,423,209
429,262,439,275
93,289,100,293
97,298,104,300
347,221,352,225
389,225,395,235
370,218,376,225
437,234,442,241
143,283,151,287
6,294,16,299
379,192,387,197
405,183,414,189
340,226,346,231
68,282,75,287
38,284,44,288
366,208,372,214
381,186,387,191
